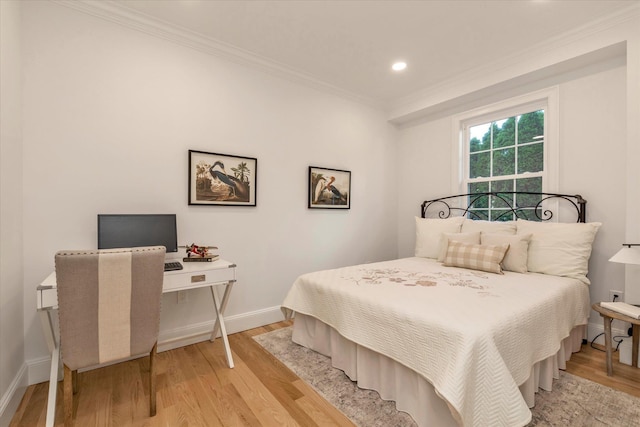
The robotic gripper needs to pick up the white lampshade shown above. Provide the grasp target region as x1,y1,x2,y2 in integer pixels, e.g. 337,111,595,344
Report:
609,246,640,265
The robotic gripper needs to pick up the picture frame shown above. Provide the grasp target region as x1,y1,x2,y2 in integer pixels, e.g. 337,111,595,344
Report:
308,166,351,209
189,150,257,206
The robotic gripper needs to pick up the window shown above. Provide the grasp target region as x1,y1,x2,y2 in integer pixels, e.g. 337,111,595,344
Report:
452,88,558,221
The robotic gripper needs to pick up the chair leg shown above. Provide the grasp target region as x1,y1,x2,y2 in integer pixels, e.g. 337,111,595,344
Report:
149,342,157,417
64,365,73,427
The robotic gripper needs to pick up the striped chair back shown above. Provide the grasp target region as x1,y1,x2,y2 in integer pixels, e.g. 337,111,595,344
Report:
55,246,165,370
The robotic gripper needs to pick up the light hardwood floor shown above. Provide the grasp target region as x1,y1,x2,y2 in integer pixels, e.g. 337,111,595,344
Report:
10,321,640,426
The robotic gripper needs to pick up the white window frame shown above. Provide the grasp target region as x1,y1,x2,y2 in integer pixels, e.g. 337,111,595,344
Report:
451,87,559,198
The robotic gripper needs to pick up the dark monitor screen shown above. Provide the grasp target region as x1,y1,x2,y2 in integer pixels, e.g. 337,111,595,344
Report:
97,214,178,253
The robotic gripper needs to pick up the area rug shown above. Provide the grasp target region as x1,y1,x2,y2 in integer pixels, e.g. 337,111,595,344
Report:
254,327,640,427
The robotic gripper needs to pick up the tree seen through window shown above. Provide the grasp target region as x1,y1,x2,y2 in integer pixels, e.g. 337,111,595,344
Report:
467,110,544,221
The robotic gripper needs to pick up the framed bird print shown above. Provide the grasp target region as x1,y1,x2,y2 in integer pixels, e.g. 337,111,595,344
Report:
308,166,350,209
189,150,257,206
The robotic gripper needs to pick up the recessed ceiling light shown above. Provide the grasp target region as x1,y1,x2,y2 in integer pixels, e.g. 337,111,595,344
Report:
392,62,407,72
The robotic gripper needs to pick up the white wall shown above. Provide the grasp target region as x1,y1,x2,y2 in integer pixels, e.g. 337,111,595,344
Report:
559,64,627,306
396,59,627,338
20,1,398,380
0,1,26,424
396,117,453,257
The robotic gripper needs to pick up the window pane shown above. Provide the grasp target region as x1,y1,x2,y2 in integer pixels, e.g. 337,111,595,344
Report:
491,209,514,222
467,210,489,220
515,176,542,193
518,208,543,221
490,180,513,208
491,179,513,193
469,123,490,153
492,148,515,176
470,152,490,178
493,117,516,149
515,177,542,208
469,181,489,194
469,137,482,153
517,143,543,173
517,110,544,144
468,182,489,209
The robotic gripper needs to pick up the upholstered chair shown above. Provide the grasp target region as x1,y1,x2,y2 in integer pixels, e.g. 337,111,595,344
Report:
54,246,165,426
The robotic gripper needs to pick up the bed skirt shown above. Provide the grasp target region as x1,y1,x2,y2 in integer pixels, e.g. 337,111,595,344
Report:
292,313,585,427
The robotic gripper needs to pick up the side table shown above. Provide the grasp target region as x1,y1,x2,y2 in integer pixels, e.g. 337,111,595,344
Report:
592,302,640,376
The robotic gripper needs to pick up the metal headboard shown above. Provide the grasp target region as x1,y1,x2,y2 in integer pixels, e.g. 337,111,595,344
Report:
421,192,586,223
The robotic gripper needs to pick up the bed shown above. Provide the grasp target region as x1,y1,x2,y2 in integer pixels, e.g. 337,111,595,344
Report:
282,192,601,427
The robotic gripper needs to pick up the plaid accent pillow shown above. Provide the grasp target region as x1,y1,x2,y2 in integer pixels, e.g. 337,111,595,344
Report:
481,233,531,273
443,241,510,274
436,231,481,262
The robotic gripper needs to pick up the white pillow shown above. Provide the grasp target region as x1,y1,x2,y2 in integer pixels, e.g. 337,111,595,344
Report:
437,231,481,262
481,233,532,273
516,219,601,284
461,219,516,235
415,216,465,259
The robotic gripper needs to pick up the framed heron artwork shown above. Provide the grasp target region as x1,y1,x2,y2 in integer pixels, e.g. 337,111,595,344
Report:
189,150,257,206
308,166,351,209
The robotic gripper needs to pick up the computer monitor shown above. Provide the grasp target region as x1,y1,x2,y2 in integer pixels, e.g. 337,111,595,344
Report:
97,214,178,253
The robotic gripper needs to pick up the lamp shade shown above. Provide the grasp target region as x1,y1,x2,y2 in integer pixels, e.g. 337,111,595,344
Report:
609,246,640,265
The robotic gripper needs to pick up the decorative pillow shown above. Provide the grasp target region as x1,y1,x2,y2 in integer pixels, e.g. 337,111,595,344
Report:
461,219,516,235
437,231,481,262
481,233,532,273
443,241,510,274
516,219,602,284
415,217,465,259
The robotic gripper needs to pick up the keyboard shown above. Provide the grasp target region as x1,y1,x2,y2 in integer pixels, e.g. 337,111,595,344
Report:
164,261,183,272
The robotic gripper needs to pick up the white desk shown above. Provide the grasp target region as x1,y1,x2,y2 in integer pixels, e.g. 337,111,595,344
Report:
36,259,236,427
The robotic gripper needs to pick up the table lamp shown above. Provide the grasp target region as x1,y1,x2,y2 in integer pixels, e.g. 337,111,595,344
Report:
609,243,640,265
609,243,640,367
609,243,640,306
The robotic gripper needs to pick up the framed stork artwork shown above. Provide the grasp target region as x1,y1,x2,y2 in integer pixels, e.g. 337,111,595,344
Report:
188,150,257,206
308,166,351,209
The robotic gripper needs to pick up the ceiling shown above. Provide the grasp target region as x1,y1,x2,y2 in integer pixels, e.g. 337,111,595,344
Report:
110,0,637,105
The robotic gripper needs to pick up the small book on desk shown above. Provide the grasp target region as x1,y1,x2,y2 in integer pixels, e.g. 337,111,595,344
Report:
183,255,219,262
600,302,640,319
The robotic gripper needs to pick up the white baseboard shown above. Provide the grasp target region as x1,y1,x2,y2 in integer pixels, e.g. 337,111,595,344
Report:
0,363,28,427
26,355,54,387
158,305,285,352
25,305,285,385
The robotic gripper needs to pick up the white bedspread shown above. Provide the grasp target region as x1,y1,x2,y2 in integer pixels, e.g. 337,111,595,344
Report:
281,257,590,427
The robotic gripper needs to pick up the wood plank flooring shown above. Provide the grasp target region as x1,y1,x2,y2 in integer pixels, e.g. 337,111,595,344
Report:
10,321,640,426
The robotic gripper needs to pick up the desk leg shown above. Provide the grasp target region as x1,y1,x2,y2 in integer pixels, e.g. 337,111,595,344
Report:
209,282,235,368
39,309,60,427
47,346,60,427
633,324,639,368
603,315,613,376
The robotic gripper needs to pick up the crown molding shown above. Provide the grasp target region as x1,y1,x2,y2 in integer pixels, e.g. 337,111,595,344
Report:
389,3,640,121
52,0,383,109
49,1,639,117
